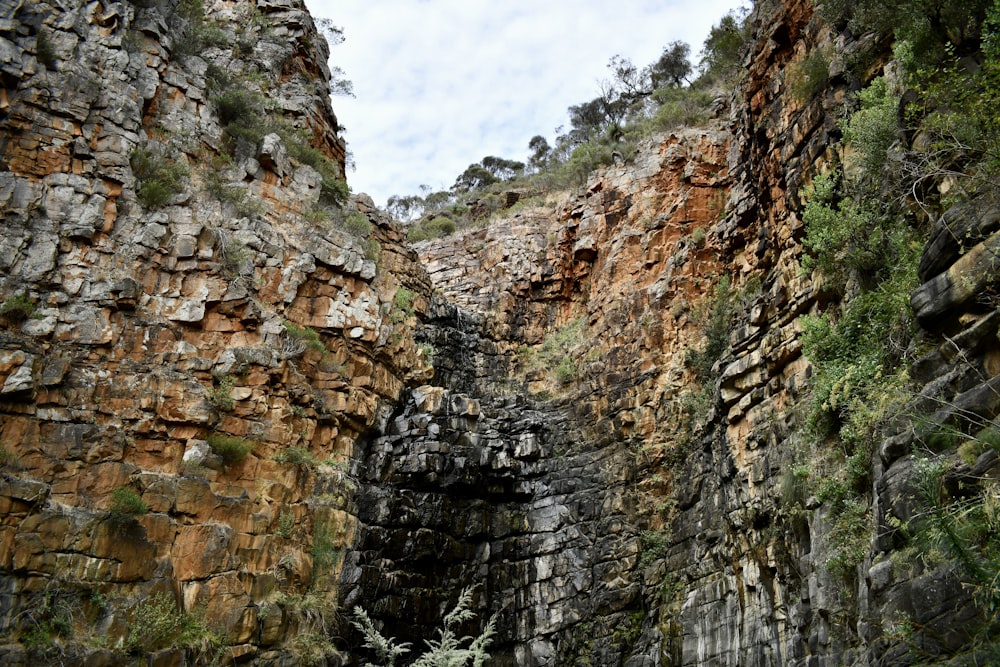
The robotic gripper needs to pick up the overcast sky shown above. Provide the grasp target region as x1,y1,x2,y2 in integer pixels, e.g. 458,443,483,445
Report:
304,0,747,207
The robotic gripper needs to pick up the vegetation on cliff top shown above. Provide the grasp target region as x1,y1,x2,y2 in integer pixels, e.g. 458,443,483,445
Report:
386,6,751,240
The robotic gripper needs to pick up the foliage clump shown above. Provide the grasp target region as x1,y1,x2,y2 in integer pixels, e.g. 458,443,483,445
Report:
109,487,148,517
124,593,222,659
205,432,254,465
352,586,497,667
0,294,36,325
130,144,190,209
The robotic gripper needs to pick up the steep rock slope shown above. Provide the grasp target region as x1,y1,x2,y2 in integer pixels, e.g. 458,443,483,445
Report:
346,0,1000,665
0,0,430,663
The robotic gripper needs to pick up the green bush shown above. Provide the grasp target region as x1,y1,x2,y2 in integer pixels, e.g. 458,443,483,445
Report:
352,586,496,667
406,216,457,242
788,49,830,103
283,321,326,353
205,432,254,465
274,446,318,468
393,287,415,318
110,487,148,517
282,133,349,206
212,87,269,157
276,510,295,538
0,294,35,324
520,317,587,390
207,374,235,411
125,594,222,657
640,529,671,566
332,209,372,238
684,276,735,381
130,145,189,209
646,86,714,131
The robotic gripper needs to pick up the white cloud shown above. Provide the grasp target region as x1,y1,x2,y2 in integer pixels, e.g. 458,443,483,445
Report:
304,0,747,205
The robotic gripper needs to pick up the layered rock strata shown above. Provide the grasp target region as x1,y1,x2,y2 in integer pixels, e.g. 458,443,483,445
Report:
0,0,429,663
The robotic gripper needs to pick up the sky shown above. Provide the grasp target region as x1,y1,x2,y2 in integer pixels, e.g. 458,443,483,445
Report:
304,0,747,207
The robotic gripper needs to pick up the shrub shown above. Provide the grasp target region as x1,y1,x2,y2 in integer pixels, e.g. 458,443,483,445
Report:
333,210,372,238
20,590,72,651
276,510,295,538
0,294,35,324
0,447,18,467
640,529,671,566
125,594,222,657
684,276,734,381
274,446,318,468
283,321,326,353
827,498,871,579
393,287,415,317
130,145,189,209
207,374,235,411
788,49,830,103
406,216,457,242
110,487,148,517
352,586,496,667
212,87,269,157
205,432,254,465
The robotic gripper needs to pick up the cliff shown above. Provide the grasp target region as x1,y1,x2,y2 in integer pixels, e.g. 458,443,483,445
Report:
2,0,1000,665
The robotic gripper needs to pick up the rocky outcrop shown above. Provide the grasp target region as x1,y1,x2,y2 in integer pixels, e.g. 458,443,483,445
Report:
0,0,429,663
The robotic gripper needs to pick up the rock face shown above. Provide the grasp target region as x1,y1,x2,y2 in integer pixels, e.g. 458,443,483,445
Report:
2,0,1000,665
0,0,430,663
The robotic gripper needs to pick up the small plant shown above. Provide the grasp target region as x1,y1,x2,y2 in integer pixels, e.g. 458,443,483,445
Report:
130,145,190,209
418,343,436,363
390,287,416,324
109,487,148,517
20,589,73,652
639,529,671,566
554,357,578,385
289,631,340,666
35,30,57,69
352,586,496,667
0,447,19,467
788,49,830,103
335,210,372,238
283,321,326,353
205,432,254,465
178,460,210,478
124,593,223,658
276,510,295,538
311,523,340,579
274,446,318,468
207,374,235,412
0,293,36,324
406,216,457,242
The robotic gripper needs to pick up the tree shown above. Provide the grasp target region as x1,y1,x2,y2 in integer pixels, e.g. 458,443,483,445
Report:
453,164,498,192
481,155,525,181
650,41,692,88
699,9,749,83
527,135,551,172
386,194,425,221
567,97,614,143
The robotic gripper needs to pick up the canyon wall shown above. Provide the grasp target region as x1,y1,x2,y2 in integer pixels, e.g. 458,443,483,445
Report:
1,0,999,665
